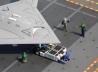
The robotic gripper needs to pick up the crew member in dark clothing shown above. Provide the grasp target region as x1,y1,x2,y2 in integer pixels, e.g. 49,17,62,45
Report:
80,24,87,37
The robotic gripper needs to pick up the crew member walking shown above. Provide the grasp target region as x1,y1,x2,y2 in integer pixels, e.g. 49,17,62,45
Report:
62,17,70,32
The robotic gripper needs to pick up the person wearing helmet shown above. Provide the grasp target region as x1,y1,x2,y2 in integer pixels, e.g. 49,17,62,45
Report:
19,51,28,63
62,17,70,32
80,24,87,37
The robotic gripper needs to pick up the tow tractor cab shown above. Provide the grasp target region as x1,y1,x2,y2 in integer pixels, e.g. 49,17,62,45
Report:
35,44,69,63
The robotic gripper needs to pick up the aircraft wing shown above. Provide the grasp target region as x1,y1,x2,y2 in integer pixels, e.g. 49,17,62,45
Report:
0,0,60,44
20,0,38,7
32,0,38,7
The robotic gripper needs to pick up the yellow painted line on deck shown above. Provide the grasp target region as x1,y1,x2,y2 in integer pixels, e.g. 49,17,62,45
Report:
66,0,98,12
93,67,98,72
83,57,98,72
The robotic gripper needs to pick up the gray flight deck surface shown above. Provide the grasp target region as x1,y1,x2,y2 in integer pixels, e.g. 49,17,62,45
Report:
66,0,98,10
0,0,98,72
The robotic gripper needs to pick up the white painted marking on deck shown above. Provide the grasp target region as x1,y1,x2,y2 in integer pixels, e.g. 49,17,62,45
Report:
1,60,18,72
54,2,97,19
67,7,83,19
40,0,57,13
53,7,83,31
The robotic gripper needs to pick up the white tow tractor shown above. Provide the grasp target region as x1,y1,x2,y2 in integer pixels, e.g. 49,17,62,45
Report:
35,44,70,63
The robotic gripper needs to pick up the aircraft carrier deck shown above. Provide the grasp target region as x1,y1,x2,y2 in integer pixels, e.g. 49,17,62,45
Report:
0,0,98,72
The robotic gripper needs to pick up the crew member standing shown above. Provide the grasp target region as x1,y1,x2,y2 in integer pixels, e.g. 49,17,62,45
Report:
80,24,87,37
64,52,70,61
19,51,28,63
